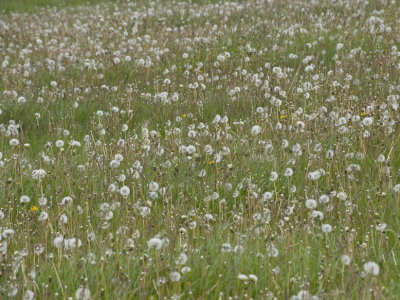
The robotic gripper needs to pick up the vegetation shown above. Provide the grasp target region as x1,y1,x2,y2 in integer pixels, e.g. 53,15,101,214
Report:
0,0,400,299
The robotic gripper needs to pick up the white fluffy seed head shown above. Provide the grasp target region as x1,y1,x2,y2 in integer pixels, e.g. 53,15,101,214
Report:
119,186,130,197
363,261,380,276
251,125,262,136
321,224,332,233
341,255,351,266
147,237,163,250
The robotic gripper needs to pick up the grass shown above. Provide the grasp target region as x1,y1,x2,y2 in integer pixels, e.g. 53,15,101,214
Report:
0,0,400,299
0,0,121,13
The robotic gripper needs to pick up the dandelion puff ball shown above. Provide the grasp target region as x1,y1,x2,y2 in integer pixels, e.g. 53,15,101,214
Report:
119,186,130,197
251,125,262,136
147,237,163,250
321,224,332,233
363,261,380,276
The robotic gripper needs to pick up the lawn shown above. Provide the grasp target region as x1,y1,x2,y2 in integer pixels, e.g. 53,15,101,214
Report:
0,0,399,299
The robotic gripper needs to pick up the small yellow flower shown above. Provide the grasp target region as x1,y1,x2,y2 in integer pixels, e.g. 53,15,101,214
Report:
361,112,367,116
279,115,287,119
30,206,39,211
208,161,215,165
181,113,187,118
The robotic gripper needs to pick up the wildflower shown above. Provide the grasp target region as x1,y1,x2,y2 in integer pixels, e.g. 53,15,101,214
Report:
139,207,150,218
281,139,289,148
20,195,31,204
362,117,373,126
267,244,279,257
70,140,81,147
305,199,317,209
270,171,278,182
221,243,232,253
2,229,15,238
18,96,27,104
189,221,197,229
30,206,39,211
337,192,347,201
181,266,191,274
249,274,258,282
119,186,130,197
238,274,249,281
251,125,262,135
169,271,181,282
308,170,322,181
319,194,330,204
32,169,46,180
61,196,73,205
115,154,124,162
23,290,35,300
284,168,293,177
109,160,120,169
59,214,68,224
297,290,311,299
148,181,159,192
341,255,351,266
64,238,82,250
34,244,45,255
75,287,91,300
234,245,244,254
118,174,126,182
186,145,196,155
55,140,64,148
175,253,188,265
311,210,324,219
204,144,214,155
375,223,387,232
9,139,20,146
38,197,48,206
147,237,163,250
321,224,332,233
363,261,380,276
326,149,334,159
156,277,167,286
53,236,64,249
38,211,48,221
262,192,273,201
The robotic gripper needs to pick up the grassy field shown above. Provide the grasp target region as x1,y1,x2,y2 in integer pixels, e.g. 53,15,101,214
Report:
1,0,400,299
0,0,120,13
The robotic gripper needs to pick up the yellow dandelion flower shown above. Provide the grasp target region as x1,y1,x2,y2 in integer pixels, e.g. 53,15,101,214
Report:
30,206,39,211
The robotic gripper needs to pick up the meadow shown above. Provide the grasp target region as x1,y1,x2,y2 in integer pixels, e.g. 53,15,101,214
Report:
1,0,400,299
